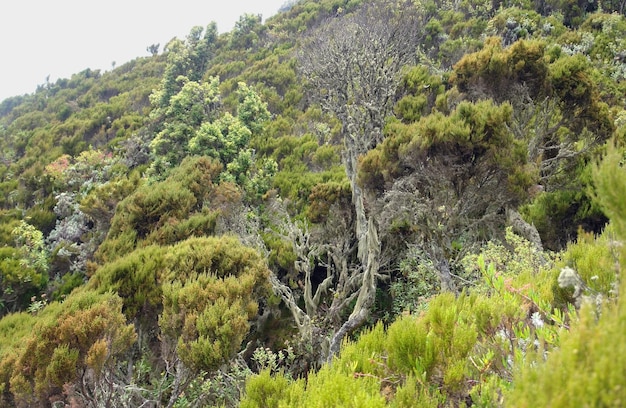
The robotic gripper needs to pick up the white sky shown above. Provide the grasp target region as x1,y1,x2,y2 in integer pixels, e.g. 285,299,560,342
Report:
0,0,287,101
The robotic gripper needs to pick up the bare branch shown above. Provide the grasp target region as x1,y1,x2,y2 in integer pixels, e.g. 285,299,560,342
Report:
298,0,424,155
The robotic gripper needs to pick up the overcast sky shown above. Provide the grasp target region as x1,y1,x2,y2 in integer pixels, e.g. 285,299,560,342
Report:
0,0,287,101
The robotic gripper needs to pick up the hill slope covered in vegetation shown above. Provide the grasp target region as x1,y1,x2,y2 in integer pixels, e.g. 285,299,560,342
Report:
1,0,626,406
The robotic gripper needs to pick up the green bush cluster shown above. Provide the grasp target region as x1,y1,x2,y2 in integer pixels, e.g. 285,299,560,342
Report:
95,156,223,263
242,286,530,406
0,290,135,406
506,146,626,406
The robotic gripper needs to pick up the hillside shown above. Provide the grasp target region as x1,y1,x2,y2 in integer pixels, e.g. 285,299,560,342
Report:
1,0,626,406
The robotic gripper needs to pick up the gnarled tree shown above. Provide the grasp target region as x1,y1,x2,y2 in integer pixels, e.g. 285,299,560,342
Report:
270,0,424,360
360,100,536,294
452,37,614,248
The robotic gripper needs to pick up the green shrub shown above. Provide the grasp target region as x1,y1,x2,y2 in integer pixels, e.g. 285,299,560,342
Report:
506,300,625,407
1,290,135,406
242,289,527,406
160,274,256,372
96,156,223,262
505,145,626,407
90,235,271,404
240,369,291,408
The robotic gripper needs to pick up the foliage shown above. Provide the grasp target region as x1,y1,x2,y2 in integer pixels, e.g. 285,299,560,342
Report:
243,224,583,407
160,273,257,372
554,227,620,300
286,0,429,360
149,24,217,111
11,220,48,275
150,76,222,174
243,145,626,407
148,73,276,199
88,235,270,404
96,155,223,263
388,246,441,316
451,35,614,249
506,300,625,407
360,98,534,294
91,234,269,319
521,185,607,250
241,287,530,406
506,146,626,407
0,222,50,314
3,1,626,406
0,290,136,406
170,358,253,408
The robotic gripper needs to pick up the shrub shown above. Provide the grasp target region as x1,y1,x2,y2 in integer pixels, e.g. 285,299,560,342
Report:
1,290,136,406
504,145,626,407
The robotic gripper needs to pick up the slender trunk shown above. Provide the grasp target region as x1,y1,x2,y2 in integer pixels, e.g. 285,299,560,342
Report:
268,273,312,343
327,217,379,360
436,257,457,294
165,360,187,408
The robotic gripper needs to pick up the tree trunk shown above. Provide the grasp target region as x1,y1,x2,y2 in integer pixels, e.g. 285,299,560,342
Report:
436,257,458,294
327,217,379,361
506,207,543,252
327,149,380,360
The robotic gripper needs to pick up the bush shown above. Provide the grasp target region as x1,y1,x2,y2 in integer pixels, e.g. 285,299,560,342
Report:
0,290,136,406
504,146,626,407
242,288,528,406
90,236,270,361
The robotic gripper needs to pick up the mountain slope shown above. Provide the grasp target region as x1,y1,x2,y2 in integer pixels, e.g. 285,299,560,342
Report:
1,0,626,406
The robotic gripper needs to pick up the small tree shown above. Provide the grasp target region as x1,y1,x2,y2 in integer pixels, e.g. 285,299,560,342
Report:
146,43,160,56
149,76,221,175
89,236,270,407
360,100,535,292
150,24,218,110
148,77,276,197
265,196,356,359
0,221,50,313
452,37,613,191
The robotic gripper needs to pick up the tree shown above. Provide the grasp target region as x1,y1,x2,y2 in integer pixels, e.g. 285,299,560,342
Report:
452,37,614,248
278,0,424,359
12,220,48,277
148,76,275,197
147,43,160,56
360,100,535,293
0,221,50,314
229,14,263,50
95,155,223,265
187,83,264,165
149,76,221,176
150,24,218,110
452,38,613,187
265,196,355,360
42,148,124,279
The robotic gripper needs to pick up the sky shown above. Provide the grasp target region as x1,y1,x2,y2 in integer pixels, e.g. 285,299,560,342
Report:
0,0,287,101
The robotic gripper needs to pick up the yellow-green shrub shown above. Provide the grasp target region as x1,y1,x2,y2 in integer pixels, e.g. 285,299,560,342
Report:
1,290,135,406
242,289,526,407
160,272,260,372
90,236,270,323
505,144,626,407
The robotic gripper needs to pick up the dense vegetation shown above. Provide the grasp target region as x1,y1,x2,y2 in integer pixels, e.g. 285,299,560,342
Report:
1,0,626,406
